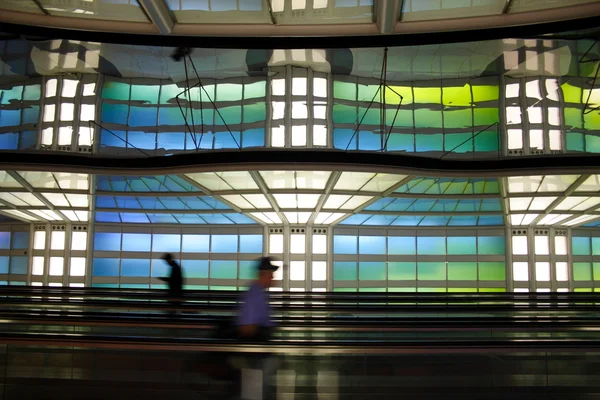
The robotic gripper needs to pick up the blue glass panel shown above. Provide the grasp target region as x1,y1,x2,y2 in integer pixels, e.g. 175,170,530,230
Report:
0,257,8,274
9,256,28,274
419,216,451,226
121,259,150,277
448,216,478,226
572,237,591,255
174,214,206,224
0,110,20,127
210,260,237,279
118,197,144,209
223,214,257,224
129,107,158,127
363,215,397,225
92,258,120,276
22,106,39,124
240,235,263,253
180,259,208,278
447,237,477,255
120,213,150,223
476,215,504,225
101,129,127,148
359,236,386,254
334,235,357,254
417,237,446,255
333,261,357,281
478,236,505,255
157,132,185,150
19,131,38,149
387,198,417,211
0,232,10,249
128,131,156,150
243,128,265,148
94,232,121,251
0,132,17,149
102,103,128,124
182,235,210,252
358,130,381,150
121,284,149,289
122,233,151,251
391,216,423,226
339,214,371,225
481,199,502,211
96,196,117,208
95,212,121,223
152,234,181,252
200,214,236,224
364,198,395,211
158,108,185,125
211,235,238,253
92,283,119,288
202,197,231,210
151,258,168,277
333,128,356,150
214,131,241,149
388,236,416,255
239,260,258,280
359,261,386,280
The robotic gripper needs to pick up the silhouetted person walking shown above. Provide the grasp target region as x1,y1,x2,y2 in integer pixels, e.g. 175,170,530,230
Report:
160,253,183,313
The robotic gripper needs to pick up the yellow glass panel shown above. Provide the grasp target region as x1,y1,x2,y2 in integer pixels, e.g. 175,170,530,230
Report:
443,85,471,106
561,83,582,104
384,86,413,105
472,85,499,103
414,87,441,104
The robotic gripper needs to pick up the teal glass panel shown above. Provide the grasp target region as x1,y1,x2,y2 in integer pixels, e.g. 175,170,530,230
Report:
386,133,414,151
0,257,7,274
592,237,600,255
444,133,473,152
159,84,181,104
420,216,451,226
242,128,265,147
333,261,357,281
216,106,241,125
244,81,266,99
93,283,119,288
415,134,443,151
243,102,266,123
121,259,150,277
210,260,237,279
473,108,499,125
443,109,472,129
122,233,151,252
333,104,357,124
478,236,505,255
388,262,416,280
388,236,416,255
417,262,446,280
357,84,379,102
447,262,477,280
239,260,258,280
10,256,28,274
120,284,149,289
216,84,243,101
130,85,160,103
333,128,356,149
474,131,499,152
358,130,381,150
586,135,600,153
151,258,168,277
573,262,592,281
566,132,585,152
572,236,591,255
447,237,476,255
359,262,386,280
414,109,442,128
359,236,386,254
102,103,128,124
180,259,208,278
357,107,380,125
333,81,356,100
478,262,506,280
385,109,413,128
92,258,120,277
417,237,445,255
334,235,357,254
24,84,41,101
102,81,130,100
333,287,357,292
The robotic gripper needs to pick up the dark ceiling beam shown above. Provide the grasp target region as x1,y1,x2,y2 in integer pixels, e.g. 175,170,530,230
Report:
502,0,514,14
375,0,403,34
138,0,175,35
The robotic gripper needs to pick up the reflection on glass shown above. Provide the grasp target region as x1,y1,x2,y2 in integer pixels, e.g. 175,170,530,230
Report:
38,0,148,22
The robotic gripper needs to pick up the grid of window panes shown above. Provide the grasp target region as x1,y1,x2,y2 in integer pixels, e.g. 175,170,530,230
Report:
332,76,500,154
332,229,506,292
0,226,29,286
571,231,600,292
92,228,264,289
0,79,41,150
41,76,97,150
100,76,267,154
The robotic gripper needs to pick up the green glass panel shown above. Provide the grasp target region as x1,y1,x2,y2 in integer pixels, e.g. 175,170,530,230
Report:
414,109,443,128
417,237,445,254
388,287,416,292
586,135,600,153
561,83,582,103
333,104,356,124
216,84,243,101
210,260,237,279
566,131,585,152
210,286,238,291
415,134,443,151
385,86,413,104
333,81,356,100
386,133,414,151
474,131,499,152
564,109,583,129
359,262,386,280
244,81,266,99
131,85,160,103
239,261,258,280
444,133,473,152
448,287,477,292
103,81,130,100
443,109,472,129
23,85,41,101
385,109,413,127
160,84,181,104
417,262,446,280
573,262,592,281
0,86,23,104
359,287,386,292
592,238,600,255
121,284,149,289
480,179,499,194
479,262,506,280
478,236,505,255
584,112,600,130
472,85,499,102
243,102,266,123
447,262,477,280
572,236,591,255
417,287,446,292
593,262,600,281
333,287,357,292
479,288,506,292
358,107,380,125
574,287,592,292
448,237,476,255
414,87,441,104
473,108,499,126
358,84,379,102
333,262,357,281
216,105,241,125
388,262,416,280
442,85,471,106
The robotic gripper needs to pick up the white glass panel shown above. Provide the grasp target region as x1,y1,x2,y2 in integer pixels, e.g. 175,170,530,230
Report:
535,262,550,281
522,214,538,225
509,197,531,211
312,261,326,281
51,231,65,250
313,78,327,97
75,211,89,222
549,130,561,150
341,196,372,210
313,125,327,146
263,212,282,224
529,197,556,210
312,234,327,254
221,195,255,209
49,257,64,276
554,236,567,255
274,194,297,208
41,128,54,145
547,107,560,126
296,194,320,208
292,0,306,10
526,51,538,71
507,129,523,149
545,79,559,101
537,214,571,225
270,234,283,254
526,80,542,100
250,213,271,224
70,283,84,287
290,261,305,280
34,231,46,250
505,107,521,124
527,107,542,124
361,174,406,192
60,103,74,121
31,282,43,286
43,104,55,122
292,77,307,96
298,212,311,223
58,126,73,145
3,210,37,221
555,262,568,281
323,195,351,209
71,231,87,251
314,102,327,119
505,83,519,98
82,83,96,96
555,197,586,210
538,175,579,192
564,215,600,226
512,236,528,255
65,194,88,208
334,172,375,191
272,260,283,281
271,125,285,147
504,51,519,70
292,49,306,62
536,288,550,292
314,0,328,9
573,197,600,211
269,287,283,291
260,171,295,189
70,257,86,276
296,171,330,190
513,262,529,281
61,79,78,98
324,213,345,224
534,236,549,255
80,104,95,121
314,213,332,224
576,175,600,192
292,125,307,146
32,256,44,275
292,102,308,119
243,194,271,209
507,176,543,193
272,102,286,119
78,127,94,146
61,210,78,222
529,130,543,149
271,79,285,96
290,234,306,254
45,79,57,97
285,212,298,224
55,173,89,190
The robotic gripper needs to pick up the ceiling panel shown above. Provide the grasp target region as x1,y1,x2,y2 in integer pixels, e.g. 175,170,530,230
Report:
38,0,149,22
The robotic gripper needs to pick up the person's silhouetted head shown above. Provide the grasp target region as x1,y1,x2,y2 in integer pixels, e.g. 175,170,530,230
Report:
257,257,278,288
162,253,174,262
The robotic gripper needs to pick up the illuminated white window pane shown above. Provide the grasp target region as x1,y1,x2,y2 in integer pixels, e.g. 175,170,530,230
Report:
290,261,305,281
534,236,549,255
529,130,543,149
46,79,57,97
292,0,306,10
314,0,328,9
43,104,56,122
513,262,529,281
535,262,550,282
557,288,568,292
292,125,307,146
272,260,283,281
506,83,519,98
509,197,531,211
506,107,521,124
312,234,327,254
32,256,44,275
49,257,64,276
274,194,297,208
82,83,96,96
512,236,528,255
271,79,285,96
61,80,78,98
272,101,285,120
42,128,54,145
70,283,84,287
313,125,327,146
34,231,46,250
554,236,567,255
292,77,307,96
31,282,42,286
549,130,561,150
290,234,306,254
526,80,542,100
70,257,86,276
547,107,560,126
507,176,543,193
507,129,523,149
270,234,283,254
285,212,298,224
78,127,93,146
527,107,542,124
545,79,559,101
529,197,556,210
292,102,308,119
297,194,320,208
58,126,73,145
71,231,87,251
272,0,284,12
271,125,285,147
313,77,327,97
80,104,95,121
312,261,327,281
536,288,550,292
270,287,283,291
314,104,327,119
60,103,74,121
526,51,538,71
50,231,65,250
75,211,89,222
556,262,569,281
298,212,311,224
